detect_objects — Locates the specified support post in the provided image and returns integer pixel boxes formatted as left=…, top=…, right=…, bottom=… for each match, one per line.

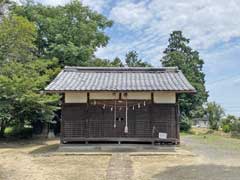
left=124, top=98, right=128, bottom=133
left=60, top=93, right=65, bottom=144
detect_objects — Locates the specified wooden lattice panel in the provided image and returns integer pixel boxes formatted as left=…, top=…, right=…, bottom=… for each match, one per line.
left=61, top=103, right=178, bottom=142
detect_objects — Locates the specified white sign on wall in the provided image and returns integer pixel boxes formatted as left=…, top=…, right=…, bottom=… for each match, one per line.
left=159, top=132, right=167, bottom=139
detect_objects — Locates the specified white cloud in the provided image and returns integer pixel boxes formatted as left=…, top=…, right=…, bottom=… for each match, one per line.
left=108, top=0, right=240, bottom=50
left=34, top=0, right=109, bottom=12
left=81, top=0, right=110, bottom=12
left=110, top=1, right=152, bottom=29
left=35, top=0, right=69, bottom=6
left=96, top=42, right=130, bottom=61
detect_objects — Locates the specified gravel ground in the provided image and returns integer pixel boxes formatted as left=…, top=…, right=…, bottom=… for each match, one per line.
left=0, top=135, right=240, bottom=180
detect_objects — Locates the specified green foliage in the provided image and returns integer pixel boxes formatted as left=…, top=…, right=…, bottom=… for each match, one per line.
left=4, top=126, right=33, bottom=138
left=125, top=51, right=152, bottom=67
left=13, top=0, right=113, bottom=66
left=88, top=57, right=123, bottom=67
left=0, top=59, right=60, bottom=137
left=111, top=57, right=124, bottom=67
left=3, top=127, right=14, bottom=137
left=180, top=115, right=191, bottom=132
left=180, top=121, right=191, bottom=132
left=221, top=115, right=237, bottom=132
left=222, top=124, right=231, bottom=133
left=88, top=58, right=113, bottom=67
left=161, top=31, right=208, bottom=117
left=205, top=102, right=225, bottom=130
left=231, top=121, right=240, bottom=138
left=0, top=15, right=37, bottom=63
left=88, top=51, right=151, bottom=67
left=219, top=114, right=240, bottom=136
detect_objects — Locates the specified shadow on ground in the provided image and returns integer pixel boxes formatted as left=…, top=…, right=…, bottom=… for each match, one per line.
left=58, top=144, right=177, bottom=153
left=152, top=164, right=240, bottom=180
left=0, top=138, right=51, bottom=149
left=30, top=144, right=59, bottom=154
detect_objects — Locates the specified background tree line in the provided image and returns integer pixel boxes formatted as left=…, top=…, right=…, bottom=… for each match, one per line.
left=0, top=0, right=239, bottom=138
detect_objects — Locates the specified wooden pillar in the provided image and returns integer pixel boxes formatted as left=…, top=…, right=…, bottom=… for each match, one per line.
left=60, top=93, right=65, bottom=144
left=176, top=103, right=180, bottom=141
left=151, top=92, right=154, bottom=103
left=150, top=103, right=153, bottom=137
left=175, top=94, right=180, bottom=141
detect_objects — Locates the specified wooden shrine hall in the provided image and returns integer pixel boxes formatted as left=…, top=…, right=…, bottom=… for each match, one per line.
left=45, top=67, right=195, bottom=144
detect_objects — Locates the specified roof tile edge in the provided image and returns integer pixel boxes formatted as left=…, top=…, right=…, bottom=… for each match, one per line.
left=63, top=66, right=179, bottom=72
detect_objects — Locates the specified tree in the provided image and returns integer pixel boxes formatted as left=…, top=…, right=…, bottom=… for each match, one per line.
left=112, top=57, right=124, bottom=67
left=88, top=57, right=112, bottom=67
left=0, top=15, right=37, bottom=63
left=221, top=115, right=238, bottom=133
left=125, top=51, right=151, bottom=67
left=13, top=0, right=113, bottom=66
left=0, top=59, right=60, bottom=137
left=87, top=56, right=123, bottom=67
left=0, top=13, right=60, bottom=137
left=161, top=31, right=208, bottom=117
left=221, top=115, right=237, bottom=126
left=231, top=118, right=240, bottom=137
left=204, top=102, right=225, bottom=130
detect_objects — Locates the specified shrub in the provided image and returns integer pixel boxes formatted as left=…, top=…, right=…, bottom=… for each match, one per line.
left=210, top=121, right=219, bottom=130
left=18, top=127, right=33, bottom=138
left=180, top=121, right=191, bottom=132
left=231, top=121, right=240, bottom=138
left=4, top=126, right=33, bottom=139
left=222, top=124, right=231, bottom=133
left=231, top=121, right=240, bottom=132
left=4, top=127, right=14, bottom=137
left=180, top=115, right=191, bottom=132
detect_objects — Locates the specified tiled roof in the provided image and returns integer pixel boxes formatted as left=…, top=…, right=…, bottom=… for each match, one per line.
left=45, top=66, right=196, bottom=92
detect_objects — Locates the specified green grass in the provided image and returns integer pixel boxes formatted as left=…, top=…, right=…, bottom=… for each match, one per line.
left=188, top=133, right=240, bottom=151
left=180, top=132, right=192, bottom=136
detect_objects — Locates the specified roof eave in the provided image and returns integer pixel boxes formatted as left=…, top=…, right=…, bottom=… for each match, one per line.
left=44, top=89, right=197, bottom=94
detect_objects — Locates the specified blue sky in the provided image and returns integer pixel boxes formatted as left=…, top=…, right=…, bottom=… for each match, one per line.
left=31, top=0, right=240, bottom=116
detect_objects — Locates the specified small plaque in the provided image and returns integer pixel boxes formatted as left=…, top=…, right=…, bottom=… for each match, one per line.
left=159, top=132, right=167, bottom=139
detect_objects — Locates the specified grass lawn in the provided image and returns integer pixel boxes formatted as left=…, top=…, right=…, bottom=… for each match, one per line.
left=181, top=128, right=240, bottom=151
left=190, top=134, right=240, bottom=151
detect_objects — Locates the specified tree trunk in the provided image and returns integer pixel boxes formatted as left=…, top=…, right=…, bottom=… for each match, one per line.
left=18, top=117, right=24, bottom=129
left=0, top=120, right=6, bottom=138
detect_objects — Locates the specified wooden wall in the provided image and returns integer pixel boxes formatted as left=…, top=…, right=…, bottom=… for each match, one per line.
left=61, top=102, right=179, bottom=143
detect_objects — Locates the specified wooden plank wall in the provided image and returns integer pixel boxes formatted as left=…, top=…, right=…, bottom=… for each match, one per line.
left=61, top=103, right=178, bottom=141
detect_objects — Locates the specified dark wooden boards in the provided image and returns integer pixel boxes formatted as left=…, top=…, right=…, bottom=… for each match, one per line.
left=61, top=102, right=179, bottom=144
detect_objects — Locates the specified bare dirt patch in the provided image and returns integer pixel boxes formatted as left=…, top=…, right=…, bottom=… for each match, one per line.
left=131, top=155, right=200, bottom=180
left=0, top=152, right=110, bottom=180
left=0, top=139, right=110, bottom=180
